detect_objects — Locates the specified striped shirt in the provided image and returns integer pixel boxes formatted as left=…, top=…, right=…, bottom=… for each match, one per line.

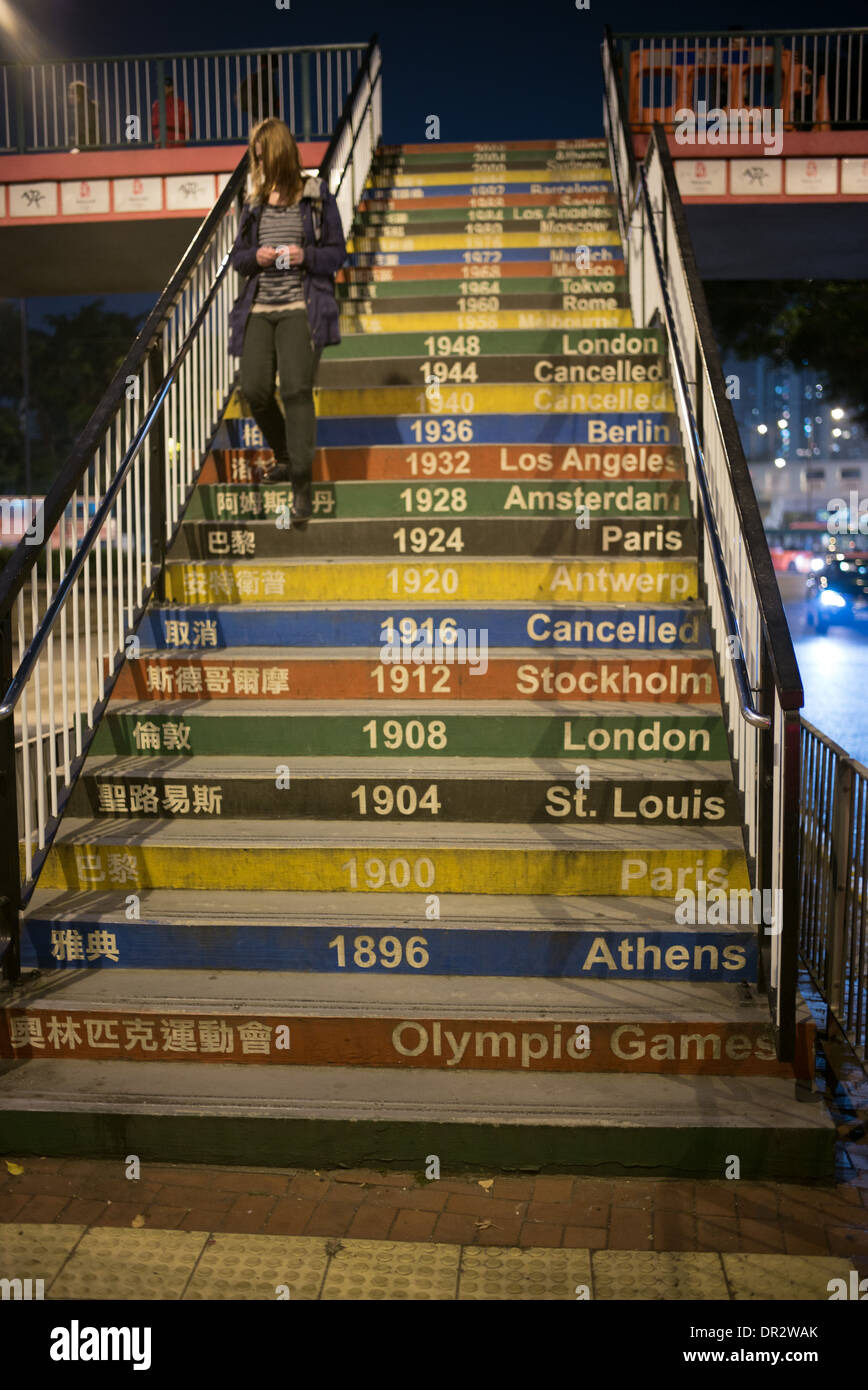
left=252, top=200, right=305, bottom=311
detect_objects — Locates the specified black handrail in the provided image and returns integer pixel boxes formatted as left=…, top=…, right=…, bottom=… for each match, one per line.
left=649, top=128, right=803, bottom=710
left=602, top=26, right=636, bottom=243
left=0, top=163, right=246, bottom=624
left=631, top=144, right=771, bottom=730
left=601, top=29, right=803, bottom=716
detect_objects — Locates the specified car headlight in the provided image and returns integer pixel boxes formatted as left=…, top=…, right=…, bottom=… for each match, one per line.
left=819, top=589, right=848, bottom=609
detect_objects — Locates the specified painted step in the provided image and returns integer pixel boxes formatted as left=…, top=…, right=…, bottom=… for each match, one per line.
left=337, top=290, right=629, bottom=315
left=184, top=477, right=689, bottom=519
left=227, top=412, right=676, bottom=449
left=68, top=755, right=737, bottom=824
left=200, top=443, right=685, bottom=484
left=359, top=195, right=618, bottom=212
left=36, top=815, right=750, bottom=899
left=354, top=219, right=621, bottom=242
left=356, top=211, right=620, bottom=230
left=337, top=274, right=627, bottom=298
left=348, top=233, right=621, bottom=255
left=337, top=273, right=625, bottom=293
left=22, top=888, right=757, bottom=980
left=162, top=557, right=697, bottom=605
left=339, top=258, right=622, bottom=277
left=312, top=384, right=674, bottom=415
left=376, top=139, right=610, bottom=152
left=0, top=974, right=811, bottom=1078
left=315, top=352, right=660, bottom=389
left=290, top=415, right=675, bottom=449
left=112, top=650, right=718, bottom=704
left=136, top=603, right=711, bottom=652
left=170, top=516, right=697, bottom=560
left=359, top=187, right=615, bottom=206
left=0, top=1060, right=832, bottom=1177
left=367, top=169, right=612, bottom=188
left=318, top=325, right=662, bottom=359
left=368, top=171, right=612, bottom=190
left=371, top=154, right=610, bottom=170
left=348, top=248, right=621, bottom=266
left=91, top=700, right=729, bottom=759
left=339, top=308, right=632, bottom=332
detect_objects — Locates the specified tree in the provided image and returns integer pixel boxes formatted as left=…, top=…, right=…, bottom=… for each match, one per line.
left=704, top=281, right=868, bottom=424
left=0, top=298, right=147, bottom=494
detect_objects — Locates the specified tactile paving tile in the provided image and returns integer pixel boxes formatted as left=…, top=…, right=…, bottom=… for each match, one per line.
left=321, top=1238, right=460, bottom=1300
left=0, top=1224, right=86, bottom=1290
left=49, top=1228, right=208, bottom=1301
left=722, top=1254, right=858, bottom=1301
left=593, top=1251, right=729, bottom=1300
left=459, top=1246, right=593, bottom=1301
left=183, top=1234, right=330, bottom=1300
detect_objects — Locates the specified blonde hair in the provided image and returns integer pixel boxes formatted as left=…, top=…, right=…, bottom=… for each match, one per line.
left=247, top=118, right=303, bottom=205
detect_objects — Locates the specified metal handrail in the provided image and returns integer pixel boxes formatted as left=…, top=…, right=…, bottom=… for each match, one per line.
left=603, top=62, right=769, bottom=728
left=0, top=262, right=230, bottom=720
left=0, top=164, right=245, bottom=629
left=319, top=34, right=381, bottom=198
left=629, top=156, right=769, bottom=729
left=649, top=129, right=803, bottom=710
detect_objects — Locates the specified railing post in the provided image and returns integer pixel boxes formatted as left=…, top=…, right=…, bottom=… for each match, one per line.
left=147, top=339, right=167, bottom=601
left=301, top=51, right=312, bottom=141
left=777, top=708, right=801, bottom=1060
left=772, top=36, right=783, bottom=114
left=156, top=58, right=166, bottom=148
left=827, top=756, right=853, bottom=1021
left=15, top=64, right=26, bottom=153
left=0, top=612, right=21, bottom=982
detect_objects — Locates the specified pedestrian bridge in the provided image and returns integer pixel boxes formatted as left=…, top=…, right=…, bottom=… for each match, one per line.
left=0, top=31, right=864, bottom=1178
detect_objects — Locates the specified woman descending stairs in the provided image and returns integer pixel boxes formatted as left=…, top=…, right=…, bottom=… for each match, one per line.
left=1, top=139, right=833, bottom=1177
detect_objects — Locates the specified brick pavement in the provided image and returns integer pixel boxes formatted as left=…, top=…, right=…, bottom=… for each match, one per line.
left=2, top=1142, right=866, bottom=1263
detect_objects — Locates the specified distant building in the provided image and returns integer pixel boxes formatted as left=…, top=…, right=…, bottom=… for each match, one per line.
left=723, top=354, right=867, bottom=527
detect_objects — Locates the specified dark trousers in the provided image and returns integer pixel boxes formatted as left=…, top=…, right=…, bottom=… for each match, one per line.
left=240, top=309, right=321, bottom=488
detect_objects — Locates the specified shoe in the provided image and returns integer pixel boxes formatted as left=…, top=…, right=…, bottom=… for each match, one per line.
left=260, top=458, right=291, bottom=482
left=291, top=483, right=312, bottom=522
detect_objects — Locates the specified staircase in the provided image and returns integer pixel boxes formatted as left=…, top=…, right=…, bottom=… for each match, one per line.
left=0, top=137, right=834, bottom=1177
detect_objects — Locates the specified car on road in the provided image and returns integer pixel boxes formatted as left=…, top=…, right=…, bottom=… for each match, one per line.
left=766, top=524, right=831, bottom=574
left=805, top=556, right=868, bottom=635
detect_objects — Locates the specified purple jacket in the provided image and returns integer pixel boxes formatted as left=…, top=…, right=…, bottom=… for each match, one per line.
left=227, top=176, right=346, bottom=356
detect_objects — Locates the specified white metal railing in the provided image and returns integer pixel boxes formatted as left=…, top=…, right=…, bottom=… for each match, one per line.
left=612, top=28, right=867, bottom=129
left=1, top=45, right=368, bottom=152
left=323, top=43, right=382, bottom=238
left=0, top=36, right=382, bottom=983
left=603, top=31, right=804, bottom=1057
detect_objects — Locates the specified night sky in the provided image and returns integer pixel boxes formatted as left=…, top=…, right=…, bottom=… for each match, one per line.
left=4, top=0, right=867, bottom=143
left=5, top=0, right=865, bottom=324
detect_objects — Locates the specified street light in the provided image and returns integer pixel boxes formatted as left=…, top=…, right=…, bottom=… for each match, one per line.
left=774, top=457, right=786, bottom=469
left=757, top=424, right=768, bottom=435
left=831, top=407, right=845, bottom=420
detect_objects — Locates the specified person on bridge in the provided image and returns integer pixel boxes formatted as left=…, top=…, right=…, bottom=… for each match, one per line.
left=151, top=77, right=191, bottom=146
left=67, top=81, right=99, bottom=150
left=227, top=118, right=346, bottom=521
